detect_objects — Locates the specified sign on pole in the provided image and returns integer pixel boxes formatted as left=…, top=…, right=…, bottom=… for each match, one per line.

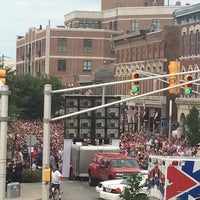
left=172, top=121, right=180, bottom=129
left=161, top=120, right=168, bottom=128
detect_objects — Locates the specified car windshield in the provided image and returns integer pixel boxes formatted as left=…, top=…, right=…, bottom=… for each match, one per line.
left=111, top=159, right=139, bottom=168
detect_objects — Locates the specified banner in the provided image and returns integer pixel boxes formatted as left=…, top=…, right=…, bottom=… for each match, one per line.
left=62, top=139, right=72, bottom=178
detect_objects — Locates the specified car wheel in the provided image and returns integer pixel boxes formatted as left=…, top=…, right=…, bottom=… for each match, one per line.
left=88, top=174, right=97, bottom=186
left=135, top=193, right=147, bottom=200
left=108, top=174, right=114, bottom=180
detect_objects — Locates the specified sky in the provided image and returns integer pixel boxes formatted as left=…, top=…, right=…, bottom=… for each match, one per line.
left=0, top=0, right=199, bottom=61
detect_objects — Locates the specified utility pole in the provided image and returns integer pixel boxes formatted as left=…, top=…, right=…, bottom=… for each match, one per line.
left=0, top=85, right=9, bottom=200
left=168, top=100, right=172, bottom=140
left=42, top=84, right=51, bottom=200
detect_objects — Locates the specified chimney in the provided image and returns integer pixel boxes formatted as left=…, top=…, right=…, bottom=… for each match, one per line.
left=152, top=0, right=157, bottom=6
left=175, top=1, right=181, bottom=6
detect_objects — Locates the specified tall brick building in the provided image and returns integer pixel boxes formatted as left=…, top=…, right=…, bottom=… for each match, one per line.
left=16, top=0, right=195, bottom=135
left=16, top=0, right=180, bottom=87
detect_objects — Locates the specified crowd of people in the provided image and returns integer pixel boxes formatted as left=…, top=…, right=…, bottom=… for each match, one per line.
left=6, top=118, right=200, bottom=183
left=119, top=131, right=199, bottom=170
left=6, top=119, right=65, bottom=184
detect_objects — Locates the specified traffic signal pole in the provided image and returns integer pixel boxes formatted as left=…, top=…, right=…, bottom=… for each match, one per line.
left=0, top=85, right=9, bottom=200
left=168, top=100, right=172, bottom=141
left=42, top=84, right=51, bottom=200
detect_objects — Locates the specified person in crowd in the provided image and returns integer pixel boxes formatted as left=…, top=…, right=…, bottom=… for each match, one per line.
left=13, top=159, right=23, bottom=183
left=37, top=146, right=43, bottom=167
left=50, top=151, right=56, bottom=168
left=32, top=145, right=39, bottom=164
left=22, top=144, right=29, bottom=162
left=50, top=165, right=62, bottom=200
left=6, top=161, right=14, bottom=184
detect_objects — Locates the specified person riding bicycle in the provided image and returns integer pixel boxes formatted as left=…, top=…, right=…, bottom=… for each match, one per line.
left=50, top=165, right=62, bottom=200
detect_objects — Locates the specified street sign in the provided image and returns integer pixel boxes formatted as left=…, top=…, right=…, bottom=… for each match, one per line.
left=26, top=134, right=37, bottom=146
left=172, top=121, right=180, bottom=129
left=161, top=120, right=168, bottom=128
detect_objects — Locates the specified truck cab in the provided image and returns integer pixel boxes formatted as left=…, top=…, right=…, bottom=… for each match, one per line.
left=88, top=152, right=140, bottom=186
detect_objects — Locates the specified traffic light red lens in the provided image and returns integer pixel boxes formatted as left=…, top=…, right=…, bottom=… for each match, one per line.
left=134, top=73, right=139, bottom=78
left=187, top=76, right=192, bottom=81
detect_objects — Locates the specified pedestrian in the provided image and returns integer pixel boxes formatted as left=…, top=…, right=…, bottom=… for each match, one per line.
left=13, top=159, right=23, bottom=183
left=50, top=165, right=62, bottom=200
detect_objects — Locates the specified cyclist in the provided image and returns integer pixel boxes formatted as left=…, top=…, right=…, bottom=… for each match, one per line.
left=50, top=165, right=62, bottom=200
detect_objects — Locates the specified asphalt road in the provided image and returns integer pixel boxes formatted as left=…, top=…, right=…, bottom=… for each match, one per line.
left=6, top=180, right=99, bottom=200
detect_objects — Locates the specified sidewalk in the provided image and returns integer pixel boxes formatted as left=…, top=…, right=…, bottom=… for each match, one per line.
left=6, top=182, right=42, bottom=200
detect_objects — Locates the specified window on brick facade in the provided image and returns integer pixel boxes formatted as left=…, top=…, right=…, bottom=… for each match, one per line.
left=57, top=60, right=66, bottom=71
left=131, top=20, right=138, bottom=32
left=109, top=21, right=112, bottom=30
left=195, top=30, right=200, bottom=55
left=111, top=42, right=115, bottom=54
left=83, top=61, right=92, bottom=71
left=83, top=39, right=92, bottom=52
left=189, top=30, right=194, bottom=56
left=114, top=20, right=117, bottom=31
left=36, top=41, right=41, bottom=57
left=79, top=20, right=101, bottom=29
left=182, top=32, right=186, bottom=56
left=152, top=19, right=160, bottom=30
left=58, top=38, right=67, bottom=52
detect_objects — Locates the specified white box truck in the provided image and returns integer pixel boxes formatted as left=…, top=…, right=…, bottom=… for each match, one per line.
left=147, top=155, right=200, bottom=200
left=69, top=143, right=120, bottom=180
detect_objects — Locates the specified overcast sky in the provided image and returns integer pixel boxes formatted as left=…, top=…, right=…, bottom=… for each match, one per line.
left=0, top=0, right=199, bottom=61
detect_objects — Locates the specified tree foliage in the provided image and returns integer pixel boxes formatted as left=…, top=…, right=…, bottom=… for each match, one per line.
left=6, top=70, right=64, bottom=120
left=121, top=173, right=148, bottom=200
left=185, top=105, right=200, bottom=146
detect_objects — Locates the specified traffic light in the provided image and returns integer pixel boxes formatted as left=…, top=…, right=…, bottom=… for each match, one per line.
left=131, top=72, right=139, bottom=93
left=0, top=69, right=6, bottom=85
left=168, top=61, right=180, bottom=93
left=184, top=74, right=192, bottom=95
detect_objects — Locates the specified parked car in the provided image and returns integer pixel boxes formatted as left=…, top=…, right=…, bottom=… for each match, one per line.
left=95, top=170, right=148, bottom=200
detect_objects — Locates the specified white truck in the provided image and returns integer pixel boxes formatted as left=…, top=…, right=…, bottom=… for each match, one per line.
left=147, top=155, right=200, bottom=200
left=69, top=143, right=120, bottom=180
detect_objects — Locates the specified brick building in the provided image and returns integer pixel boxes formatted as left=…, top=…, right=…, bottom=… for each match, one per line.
left=173, top=3, right=200, bottom=137
left=112, top=25, right=181, bottom=133
left=16, top=0, right=181, bottom=87
left=16, top=0, right=193, bottom=135
left=112, top=3, right=200, bottom=135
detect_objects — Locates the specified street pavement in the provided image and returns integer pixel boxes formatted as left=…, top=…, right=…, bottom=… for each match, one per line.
left=6, top=182, right=42, bottom=200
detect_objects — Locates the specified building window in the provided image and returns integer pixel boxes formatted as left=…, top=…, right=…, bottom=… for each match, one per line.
left=83, top=61, right=92, bottom=71
left=195, top=30, right=200, bottom=55
left=57, top=60, right=66, bottom=71
left=131, top=20, right=138, bottom=32
left=79, top=20, right=101, bottom=29
left=36, top=41, right=41, bottom=57
left=189, top=30, right=194, bottom=56
left=111, top=42, right=115, bottom=54
left=109, top=21, right=112, bottom=30
left=182, top=32, right=186, bottom=56
left=152, top=19, right=160, bottom=30
left=58, top=38, right=67, bottom=52
left=114, top=20, right=117, bottom=31
left=83, top=39, right=92, bottom=52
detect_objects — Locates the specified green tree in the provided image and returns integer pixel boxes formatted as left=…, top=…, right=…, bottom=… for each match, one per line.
left=121, top=173, right=148, bottom=200
left=185, top=105, right=200, bottom=146
left=6, top=72, right=64, bottom=120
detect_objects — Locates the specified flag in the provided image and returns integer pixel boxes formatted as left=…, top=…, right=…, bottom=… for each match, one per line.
left=142, top=111, right=146, bottom=118
left=154, top=112, right=158, bottom=119
left=85, top=89, right=92, bottom=96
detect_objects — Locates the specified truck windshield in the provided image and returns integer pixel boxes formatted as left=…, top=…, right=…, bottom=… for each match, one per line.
left=111, top=159, right=139, bottom=168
